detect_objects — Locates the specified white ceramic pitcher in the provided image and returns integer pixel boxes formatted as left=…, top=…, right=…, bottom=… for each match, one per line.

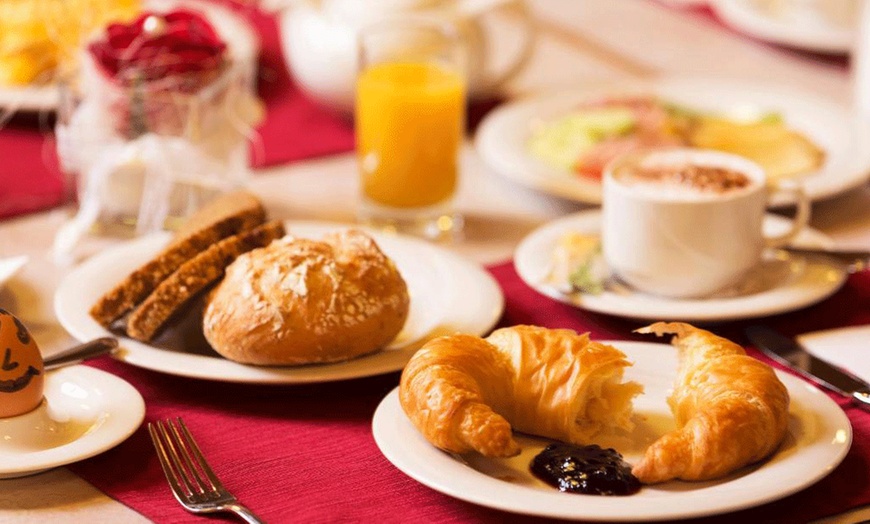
left=270, top=0, right=536, bottom=111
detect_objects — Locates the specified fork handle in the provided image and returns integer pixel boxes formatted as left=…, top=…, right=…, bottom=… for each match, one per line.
left=228, top=503, right=266, bottom=524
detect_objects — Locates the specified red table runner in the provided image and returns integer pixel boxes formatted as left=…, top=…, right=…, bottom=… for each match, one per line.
left=68, top=267, right=870, bottom=524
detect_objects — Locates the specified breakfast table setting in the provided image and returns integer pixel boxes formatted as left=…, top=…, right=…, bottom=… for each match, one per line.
left=2, top=0, right=870, bottom=523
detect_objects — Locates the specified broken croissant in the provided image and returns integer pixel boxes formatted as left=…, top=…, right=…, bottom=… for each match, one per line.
left=632, top=322, right=790, bottom=484
left=399, top=325, right=643, bottom=457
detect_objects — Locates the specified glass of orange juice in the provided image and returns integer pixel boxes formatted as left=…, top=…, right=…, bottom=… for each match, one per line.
left=356, top=18, right=466, bottom=241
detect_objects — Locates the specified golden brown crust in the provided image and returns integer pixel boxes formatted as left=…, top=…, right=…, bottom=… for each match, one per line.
left=201, top=229, right=410, bottom=365
left=89, top=191, right=265, bottom=327
left=400, top=334, right=520, bottom=457
left=399, top=325, right=642, bottom=457
left=632, top=322, right=790, bottom=483
left=126, top=221, right=286, bottom=341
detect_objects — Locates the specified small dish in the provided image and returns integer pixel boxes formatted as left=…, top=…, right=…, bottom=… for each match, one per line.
left=0, top=365, right=145, bottom=479
left=713, top=0, right=854, bottom=55
left=54, top=221, right=505, bottom=384
left=513, top=210, right=848, bottom=323
left=372, top=340, right=851, bottom=521
left=475, top=77, right=870, bottom=206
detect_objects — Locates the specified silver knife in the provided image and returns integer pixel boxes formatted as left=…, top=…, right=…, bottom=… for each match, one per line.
left=744, top=325, right=870, bottom=408
left=43, top=337, right=118, bottom=371
left=780, top=247, right=870, bottom=273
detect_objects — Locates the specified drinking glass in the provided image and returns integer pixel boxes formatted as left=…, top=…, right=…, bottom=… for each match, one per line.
left=355, top=18, right=466, bottom=241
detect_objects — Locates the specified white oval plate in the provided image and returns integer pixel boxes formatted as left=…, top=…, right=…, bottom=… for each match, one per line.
left=475, top=77, right=870, bottom=206
left=513, top=210, right=847, bottom=323
left=54, top=221, right=504, bottom=384
left=372, top=340, right=852, bottom=521
left=713, top=0, right=854, bottom=55
left=0, top=366, right=144, bottom=478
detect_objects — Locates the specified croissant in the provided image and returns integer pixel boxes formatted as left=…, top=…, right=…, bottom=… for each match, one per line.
left=632, top=322, right=790, bottom=484
left=399, top=325, right=643, bottom=457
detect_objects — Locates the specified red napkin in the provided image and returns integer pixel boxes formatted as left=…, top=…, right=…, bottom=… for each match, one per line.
left=68, top=267, right=870, bottom=524
left=0, top=2, right=355, bottom=220
left=0, top=116, right=67, bottom=220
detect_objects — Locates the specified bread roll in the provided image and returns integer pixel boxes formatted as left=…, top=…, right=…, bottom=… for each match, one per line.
left=202, top=229, right=410, bottom=365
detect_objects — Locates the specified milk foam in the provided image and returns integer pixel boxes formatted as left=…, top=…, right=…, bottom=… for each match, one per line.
left=613, top=163, right=759, bottom=201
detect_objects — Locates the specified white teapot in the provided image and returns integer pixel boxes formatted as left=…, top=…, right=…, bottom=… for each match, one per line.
left=270, top=0, right=535, bottom=112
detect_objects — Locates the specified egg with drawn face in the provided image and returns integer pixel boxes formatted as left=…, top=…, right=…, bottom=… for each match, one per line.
left=0, top=309, right=44, bottom=418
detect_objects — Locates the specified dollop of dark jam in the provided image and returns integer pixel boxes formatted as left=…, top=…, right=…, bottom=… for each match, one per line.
left=530, top=443, right=641, bottom=496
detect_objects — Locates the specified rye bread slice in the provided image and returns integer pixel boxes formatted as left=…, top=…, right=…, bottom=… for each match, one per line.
left=89, top=191, right=266, bottom=327
left=125, top=220, right=286, bottom=341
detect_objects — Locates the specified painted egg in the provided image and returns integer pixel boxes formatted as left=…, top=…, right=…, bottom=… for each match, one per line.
left=0, top=309, right=44, bottom=418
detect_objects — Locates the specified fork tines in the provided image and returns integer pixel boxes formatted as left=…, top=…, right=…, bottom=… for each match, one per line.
left=148, top=417, right=265, bottom=523
left=149, top=417, right=233, bottom=505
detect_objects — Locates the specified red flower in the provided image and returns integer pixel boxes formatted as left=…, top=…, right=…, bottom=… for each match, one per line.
left=88, top=9, right=227, bottom=88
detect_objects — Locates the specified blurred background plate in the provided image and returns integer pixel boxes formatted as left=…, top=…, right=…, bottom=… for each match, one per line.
left=475, top=77, right=870, bottom=207
left=0, top=0, right=259, bottom=113
left=713, top=0, right=855, bottom=55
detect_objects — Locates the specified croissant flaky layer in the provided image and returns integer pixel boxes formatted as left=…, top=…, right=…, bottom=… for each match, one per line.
left=398, top=325, right=643, bottom=457
left=632, top=322, right=790, bottom=484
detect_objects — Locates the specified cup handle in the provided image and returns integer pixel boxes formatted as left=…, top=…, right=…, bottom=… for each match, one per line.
left=460, top=0, right=536, bottom=93
left=764, top=181, right=812, bottom=248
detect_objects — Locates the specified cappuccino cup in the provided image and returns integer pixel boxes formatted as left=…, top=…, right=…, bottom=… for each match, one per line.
left=601, top=148, right=811, bottom=299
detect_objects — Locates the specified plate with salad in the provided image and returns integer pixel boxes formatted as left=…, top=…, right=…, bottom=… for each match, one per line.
left=475, top=77, right=870, bottom=206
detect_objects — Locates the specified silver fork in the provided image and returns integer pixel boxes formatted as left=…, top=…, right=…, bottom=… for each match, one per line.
left=148, top=418, right=265, bottom=524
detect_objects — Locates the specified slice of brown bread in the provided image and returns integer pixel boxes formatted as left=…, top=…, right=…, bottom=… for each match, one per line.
left=89, top=191, right=266, bottom=327
left=125, top=220, right=286, bottom=341
left=169, top=191, right=266, bottom=248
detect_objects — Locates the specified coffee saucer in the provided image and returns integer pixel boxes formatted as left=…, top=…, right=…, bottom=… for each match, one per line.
left=514, top=210, right=848, bottom=323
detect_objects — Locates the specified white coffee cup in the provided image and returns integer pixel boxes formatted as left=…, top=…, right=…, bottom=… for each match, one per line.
left=601, top=148, right=811, bottom=299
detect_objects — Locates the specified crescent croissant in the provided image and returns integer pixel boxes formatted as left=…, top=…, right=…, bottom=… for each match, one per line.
left=632, top=322, right=790, bottom=484
left=398, top=325, right=643, bottom=457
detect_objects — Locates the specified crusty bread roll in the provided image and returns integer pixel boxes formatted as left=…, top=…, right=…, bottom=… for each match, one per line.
left=202, top=229, right=410, bottom=365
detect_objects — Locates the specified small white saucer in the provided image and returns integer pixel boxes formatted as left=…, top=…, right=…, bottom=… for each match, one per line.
left=514, top=210, right=848, bottom=323
left=0, top=366, right=144, bottom=479
left=713, top=0, right=854, bottom=55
